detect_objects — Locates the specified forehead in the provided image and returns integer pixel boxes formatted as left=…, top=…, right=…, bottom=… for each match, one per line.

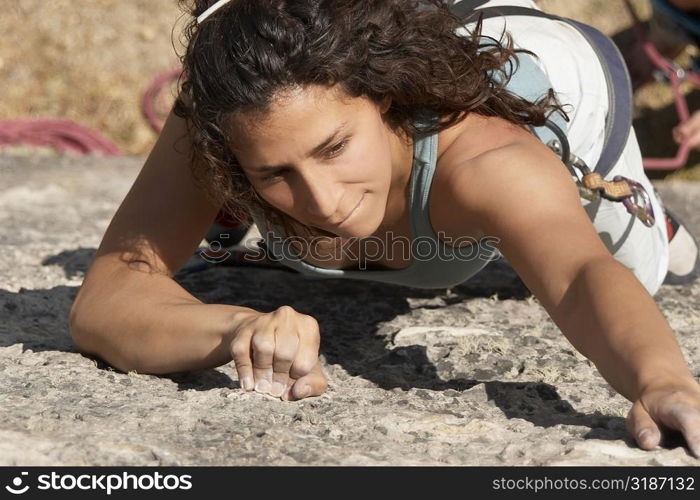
left=227, top=85, right=370, bottom=144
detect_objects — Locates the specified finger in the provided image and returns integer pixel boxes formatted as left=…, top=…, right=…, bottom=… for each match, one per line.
left=677, top=117, right=700, bottom=144
left=281, top=378, right=295, bottom=402
left=289, top=362, right=328, bottom=401
left=270, top=327, right=298, bottom=398
left=626, top=400, right=662, bottom=451
left=230, top=328, right=255, bottom=392
left=687, top=130, right=700, bottom=151
left=656, top=403, right=700, bottom=458
left=251, top=330, right=276, bottom=394
left=680, top=111, right=700, bottom=133
left=677, top=120, right=700, bottom=148
left=673, top=126, right=684, bottom=144
left=289, top=316, right=321, bottom=380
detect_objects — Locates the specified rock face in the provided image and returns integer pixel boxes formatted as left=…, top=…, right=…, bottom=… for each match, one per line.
left=1, top=153, right=699, bottom=466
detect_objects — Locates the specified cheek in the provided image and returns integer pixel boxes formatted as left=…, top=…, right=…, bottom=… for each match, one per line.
left=255, top=183, right=295, bottom=211
left=351, top=137, right=393, bottom=182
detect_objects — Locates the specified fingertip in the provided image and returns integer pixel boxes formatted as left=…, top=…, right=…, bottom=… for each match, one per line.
left=638, top=428, right=660, bottom=450
left=294, top=384, right=312, bottom=400
left=254, top=378, right=272, bottom=394
left=281, top=380, right=294, bottom=402
left=686, top=432, right=700, bottom=458
left=269, top=380, right=287, bottom=398
left=241, top=376, right=254, bottom=392
left=637, top=429, right=652, bottom=449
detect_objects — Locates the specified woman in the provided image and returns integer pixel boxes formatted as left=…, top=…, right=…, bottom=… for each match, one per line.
left=70, top=0, right=700, bottom=457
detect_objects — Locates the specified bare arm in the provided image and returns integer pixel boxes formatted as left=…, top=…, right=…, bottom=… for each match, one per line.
left=454, top=139, right=693, bottom=399
left=551, top=257, right=693, bottom=400
left=70, top=261, right=256, bottom=374
left=69, top=106, right=256, bottom=374
left=449, top=134, right=700, bottom=454
left=70, top=104, right=328, bottom=400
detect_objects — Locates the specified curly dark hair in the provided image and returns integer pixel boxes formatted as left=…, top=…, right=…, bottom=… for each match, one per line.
left=173, top=0, right=569, bottom=239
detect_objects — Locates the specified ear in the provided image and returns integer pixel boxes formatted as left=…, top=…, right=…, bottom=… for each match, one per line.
left=379, top=95, right=392, bottom=114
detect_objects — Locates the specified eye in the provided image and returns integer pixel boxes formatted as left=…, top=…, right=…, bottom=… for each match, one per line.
left=261, top=172, right=283, bottom=182
left=259, top=139, right=349, bottom=183
left=326, top=139, right=348, bottom=157
left=260, top=169, right=287, bottom=183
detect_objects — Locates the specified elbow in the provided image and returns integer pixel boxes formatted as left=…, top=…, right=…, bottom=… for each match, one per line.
left=68, top=300, right=90, bottom=353
left=68, top=301, right=142, bottom=374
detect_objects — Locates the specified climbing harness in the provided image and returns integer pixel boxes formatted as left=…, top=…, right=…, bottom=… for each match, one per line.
left=545, top=121, right=656, bottom=228
left=448, top=1, right=656, bottom=228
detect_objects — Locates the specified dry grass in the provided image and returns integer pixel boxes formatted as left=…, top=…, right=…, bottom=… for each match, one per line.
left=1, top=0, right=699, bottom=178
left=1, top=0, right=185, bottom=155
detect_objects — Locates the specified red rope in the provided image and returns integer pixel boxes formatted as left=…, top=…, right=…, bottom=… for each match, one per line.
left=0, top=69, right=246, bottom=230
left=0, top=118, right=121, bottom=155
left=142, top=68, right=183, bottom=133
left=0, top=67, right=183, bottom=156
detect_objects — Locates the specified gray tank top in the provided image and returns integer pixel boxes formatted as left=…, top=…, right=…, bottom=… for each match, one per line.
left=249, top=50, right=568, bottom=289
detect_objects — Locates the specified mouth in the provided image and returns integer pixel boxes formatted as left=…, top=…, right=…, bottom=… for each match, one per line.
left=337, top=192, right=365, bottom=227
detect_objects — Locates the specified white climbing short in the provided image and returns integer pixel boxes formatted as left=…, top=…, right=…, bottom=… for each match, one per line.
left=460, top=0, right=670, bottom=296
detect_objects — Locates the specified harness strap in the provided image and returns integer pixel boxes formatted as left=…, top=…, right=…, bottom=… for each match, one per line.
left=582, top=172, right=633, bottom=199
left=446, top=0, right=490, bottom=11
left=448, top=2, right=633, bottom=179
left=447, top=2, right=654, bottom=226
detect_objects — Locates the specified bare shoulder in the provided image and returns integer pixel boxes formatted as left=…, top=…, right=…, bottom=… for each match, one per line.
left=430, top=114, right=536, bottom=242
left=431, top=114, right=612, bottom=307
left=432, top=114, right=597, bottom=239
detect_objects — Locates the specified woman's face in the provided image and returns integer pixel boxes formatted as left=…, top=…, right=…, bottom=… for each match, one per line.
left=227, top=84, right=403, bottom=239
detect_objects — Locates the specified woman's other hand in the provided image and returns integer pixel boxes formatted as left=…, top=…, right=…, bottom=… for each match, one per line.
left=626, top=378, right=700, bottom=457
left=673, top=111, right=700, bottom=150
left=229, top=306, right=328, bottom=400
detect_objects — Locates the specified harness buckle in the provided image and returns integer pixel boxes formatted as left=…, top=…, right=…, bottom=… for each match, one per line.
left=613, top=175, right=656, bottom=228
left=547, top=138, right=656, bottom=228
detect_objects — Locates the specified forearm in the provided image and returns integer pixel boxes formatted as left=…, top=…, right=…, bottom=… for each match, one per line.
left=70, top=266, right=255, bottom=374
left=551, top=256, right=694, bottom=401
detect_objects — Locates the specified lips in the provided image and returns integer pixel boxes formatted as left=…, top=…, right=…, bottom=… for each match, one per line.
left=337, top=193, right=365, bottom=226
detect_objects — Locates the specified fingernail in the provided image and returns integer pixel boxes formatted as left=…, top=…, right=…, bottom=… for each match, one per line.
left=241, top=376, right=254, bottom=391
left=255, top=379, right=271, bottom=394
left=270, top=381, right=286, bottom=398
left=638, top=429, right=651, bottom=446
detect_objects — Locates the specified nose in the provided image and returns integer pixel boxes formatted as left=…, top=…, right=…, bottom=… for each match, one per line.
left=295, top=168, right=342, bottom=222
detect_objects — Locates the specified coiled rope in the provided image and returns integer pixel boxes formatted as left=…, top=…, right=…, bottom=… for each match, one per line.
left=0, top=68, right=181, bottom=155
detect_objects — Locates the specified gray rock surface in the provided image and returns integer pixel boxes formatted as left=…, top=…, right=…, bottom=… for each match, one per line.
left=1, top=153, right=699, bottom=465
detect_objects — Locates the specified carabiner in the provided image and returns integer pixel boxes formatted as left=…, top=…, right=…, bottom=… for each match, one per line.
left=613, top=175, right=656, bottom=227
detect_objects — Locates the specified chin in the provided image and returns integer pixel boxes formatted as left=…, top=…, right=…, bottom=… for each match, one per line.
left=314, top=194, right=384, bottom=239
left=339, top=212, right=384, bottom=239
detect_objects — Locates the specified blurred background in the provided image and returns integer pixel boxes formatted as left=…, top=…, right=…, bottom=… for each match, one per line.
left=1, top=0, right=699, bottom=180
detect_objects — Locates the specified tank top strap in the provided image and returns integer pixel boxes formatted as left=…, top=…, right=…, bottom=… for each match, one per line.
left=408, top=124, right=440, bottom=243
left=409, top=42, right=566, bottom=238
left=408, top=119, right=488, bottom=262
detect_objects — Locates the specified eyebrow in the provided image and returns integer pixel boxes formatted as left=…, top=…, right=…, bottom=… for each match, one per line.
left=247, top=122, right=349, bottom=172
